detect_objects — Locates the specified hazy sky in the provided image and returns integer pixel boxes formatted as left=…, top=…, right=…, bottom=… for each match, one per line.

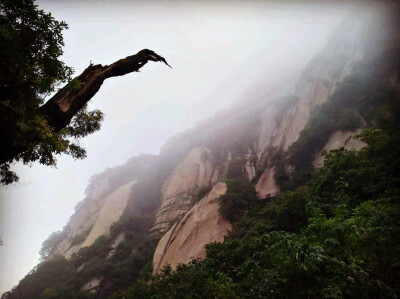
left=0, top=1, right=351, bottom=294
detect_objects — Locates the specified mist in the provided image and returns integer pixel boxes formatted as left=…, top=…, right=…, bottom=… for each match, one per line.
left=0, top=1, right=352, bottom=294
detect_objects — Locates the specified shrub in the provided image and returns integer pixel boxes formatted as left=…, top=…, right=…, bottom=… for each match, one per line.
left=227, top=157, right=245, bottom=179
left=192, top=185, right=212, bottom=204
left=70, top=232, right=89, bottom=247
left=217, top=178, right=258, bottom=222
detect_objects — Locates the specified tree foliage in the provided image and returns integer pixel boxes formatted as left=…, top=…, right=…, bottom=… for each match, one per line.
left=4, top=215, right=157, bottom=299
left=0, top=0, right=170, bottom=184
left=39, top=230, right=68, bottom=261
left=0, top=0, right=103, bottom=183
left=218, top=178, right=258, bottom=223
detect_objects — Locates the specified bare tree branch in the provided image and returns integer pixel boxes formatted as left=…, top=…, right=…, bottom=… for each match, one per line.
left=40, top=49, right=171, bottom=130
left=1, top=49, right=171, bottom=165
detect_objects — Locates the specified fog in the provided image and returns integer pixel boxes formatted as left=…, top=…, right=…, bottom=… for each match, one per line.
left=0, top=1, right=352, bottom=294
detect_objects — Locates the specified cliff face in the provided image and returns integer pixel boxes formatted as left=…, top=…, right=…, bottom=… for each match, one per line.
left=150, top=147, right=217, bottom=237
left=50, top=176, right=111, bottom=259
left=145, top=9, right=382, bottom=271
left=54, top=181, right=135, bottom=259
left=48, top=155, right=155, bottom=259
left=313, top=130, right=366, bottom=168
left=80, top=181, right=136, bottom=248
left=254, top=16, right=367, bottom=196
left=152, top=182, right=229, bottom=274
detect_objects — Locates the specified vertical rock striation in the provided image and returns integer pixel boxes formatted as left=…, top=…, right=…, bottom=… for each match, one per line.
left=152, top=182, right=229, bottom=274
left=149, top=147, right=217, bottom=237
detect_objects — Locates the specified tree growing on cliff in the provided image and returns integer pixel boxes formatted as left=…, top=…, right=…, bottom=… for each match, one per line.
left=0, top=0, right=171, bottom=184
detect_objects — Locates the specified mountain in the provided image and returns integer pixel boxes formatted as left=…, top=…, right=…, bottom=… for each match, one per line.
left=3, top=3, right=400, bottom=298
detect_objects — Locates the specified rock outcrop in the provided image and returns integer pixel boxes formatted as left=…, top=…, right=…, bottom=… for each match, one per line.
left=152, top=182, right=229, bottom=274
left=45, top=155, right=156, bottom=260
left=313, top=130, right=366, bottom=168
left=149, top=12, right=371, bottom=247
left=254, top=14, right=368, bottom=196
left=150, top=147, right=218, bottom=237
left=50, top=176, right=111, bottom=259
left=81, top=181, right=135, bottom=248
left=255, top=167, right=279, bottom=197
left=80, top=277, right=102, bottom=293
left=53, top=181, right=136, bottom=259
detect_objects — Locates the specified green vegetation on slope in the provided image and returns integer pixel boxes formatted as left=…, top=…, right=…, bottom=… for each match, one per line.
left=217, top=178, right=258, bottom=223
left=1, top=215, right=157, bottom=299
left=288, top=74, right=399, bottom=170
left=112, top=128, right=400, bottom=298
left=1, top=214, right=155, bottom=298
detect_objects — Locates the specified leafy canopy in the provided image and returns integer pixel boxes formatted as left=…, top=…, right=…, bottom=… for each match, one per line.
left=0, top=0, right=103, bottom=184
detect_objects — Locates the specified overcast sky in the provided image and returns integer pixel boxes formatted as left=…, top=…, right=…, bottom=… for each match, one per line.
left=0, top=1, right=351, bottom=294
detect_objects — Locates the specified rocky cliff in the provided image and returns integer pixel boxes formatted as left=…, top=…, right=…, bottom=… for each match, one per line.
left=146, top=6, right=389, bottom=273
left=152, top=182, right=230, bottom=274
left=19, top=5, right=395, bottom=297
left=149, top=147, right=217, bottom=237
left=46, top=155, right=156, bottom=259
left=51, top=7, right=371, bottom=263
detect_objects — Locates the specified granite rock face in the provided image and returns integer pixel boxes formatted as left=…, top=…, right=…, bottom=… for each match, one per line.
left=81, top=181, right=135, bottom=248
left=152, top=182, right=230, bottom=274
left=255, top=15, right=367, bottom=197
left=150, top=147, right=218, bottom=237
left=50, top=177, right=111, bottom=259
left=52, top=181, right=136, bottom=259
left=255, top=167, right=279, bottom=198
left=149, top=14, right=371, bottom=269
left=313, top=130, right=366, bottom=168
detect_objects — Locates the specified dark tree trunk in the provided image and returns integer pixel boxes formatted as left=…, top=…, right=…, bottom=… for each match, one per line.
left=1, top=49, right=171, bottom=165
